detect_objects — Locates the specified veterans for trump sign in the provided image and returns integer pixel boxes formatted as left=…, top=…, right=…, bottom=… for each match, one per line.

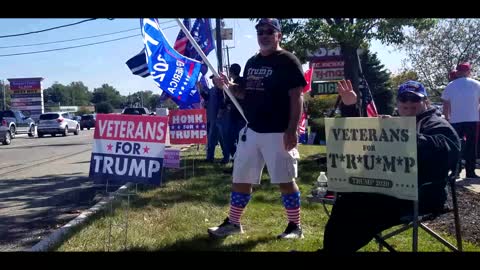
left=169, top=109, right=207, bottom=144
left=89, top=114, right=168, bottom=186
left=325, top=117, right=418, bottom=200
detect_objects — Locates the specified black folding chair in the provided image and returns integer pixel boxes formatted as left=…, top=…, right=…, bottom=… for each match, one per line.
left=376, top=158, right=463, bottom=252
left=308, top=162, right=463, bottom=252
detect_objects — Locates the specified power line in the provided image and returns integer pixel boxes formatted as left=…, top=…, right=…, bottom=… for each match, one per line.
left=0, top=19, right=177, bottom=49
left=0, top=25, right=178, bottom=58
left=0, top=28, right=137, bottom=49
left=0, top=18, right=98, bottom=39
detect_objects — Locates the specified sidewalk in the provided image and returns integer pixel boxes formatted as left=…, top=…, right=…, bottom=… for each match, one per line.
left=457, top=169, right=480, bottom=194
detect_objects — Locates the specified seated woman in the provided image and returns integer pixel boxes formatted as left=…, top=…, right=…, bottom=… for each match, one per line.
left=322, top=80, right=461, bottom=252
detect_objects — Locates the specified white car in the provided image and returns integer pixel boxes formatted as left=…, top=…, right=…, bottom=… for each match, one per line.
left=37, top=112, right=80, bottom=137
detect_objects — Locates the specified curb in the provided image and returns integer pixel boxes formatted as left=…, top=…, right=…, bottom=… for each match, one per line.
left=29, top=182, right=133, bottom=252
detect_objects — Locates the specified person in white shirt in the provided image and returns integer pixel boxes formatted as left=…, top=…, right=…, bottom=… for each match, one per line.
left=442, top=62, right=480, bottom=178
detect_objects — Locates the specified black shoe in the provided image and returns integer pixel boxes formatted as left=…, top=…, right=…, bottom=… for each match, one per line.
left=277, top=222, right=304, bottom=239
left=223, top=167, right=233, bottom=174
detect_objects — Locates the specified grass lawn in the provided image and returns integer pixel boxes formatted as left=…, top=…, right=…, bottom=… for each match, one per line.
left=57, top=144, right=480, bottom=252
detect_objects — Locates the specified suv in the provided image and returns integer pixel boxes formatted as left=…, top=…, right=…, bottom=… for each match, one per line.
left=80, top=114, right=96, bottom=130
left=37, top=112, right=80, bottom=137
left=0, top=110, right=36, bottom=138
left=122, top=107, right=155, bottom=115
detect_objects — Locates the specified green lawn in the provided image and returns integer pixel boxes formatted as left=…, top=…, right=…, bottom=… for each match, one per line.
left=56, top=144, right=480, bottom=252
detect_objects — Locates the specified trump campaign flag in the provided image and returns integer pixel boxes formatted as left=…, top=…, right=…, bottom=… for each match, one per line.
left=141, top=18, right=202, bottom=104
left=89, top=114, right=168, bottom=186
left=184, top=18, right=215, bottom=61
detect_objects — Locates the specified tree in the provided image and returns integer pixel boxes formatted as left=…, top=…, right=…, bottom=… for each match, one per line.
left=148, top=94, right=160, bottom=110
left=0, top=81, right=11, bottom=110
left=271, top=18, right=436, bottom=115
left=400, top=19, right=480, bottom=95
left=95, top=102, right=113, bottom=114
left=360, top=49, right=395, bottom=115
left=43, top=82, right=68, bottom=105
left=91, top=84, right=124, bottom=109
left=389, top=70, right=419, bottom=91
left=67, top=81, right=92, bottom=106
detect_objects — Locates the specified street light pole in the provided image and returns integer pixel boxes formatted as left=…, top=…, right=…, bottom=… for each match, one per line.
left=2, top=80, right=5, bottom=110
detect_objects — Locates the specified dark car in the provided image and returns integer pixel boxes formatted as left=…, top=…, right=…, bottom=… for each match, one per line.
left=121, top=107, right=155, bottom=115
left=80, top=114, right=96, bottom=130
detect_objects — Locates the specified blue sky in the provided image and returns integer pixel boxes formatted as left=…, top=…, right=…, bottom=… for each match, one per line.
left=0, top=18, right=405, bottom=96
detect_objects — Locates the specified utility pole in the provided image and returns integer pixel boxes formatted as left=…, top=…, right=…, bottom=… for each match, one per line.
left=215, top=18, right=223, bottom=73
left=1, top=80, right=5, bottom=110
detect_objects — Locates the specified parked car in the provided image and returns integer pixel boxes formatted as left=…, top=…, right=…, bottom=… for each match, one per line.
left=37, top=112, right=80, bottom=137
left=0, top=110, right=36, bottom=138
left=121, top=107, right=155, bottom=115
left=80, top=114, right=96, bottom=130
left=0, top=116, right=12, bottom=145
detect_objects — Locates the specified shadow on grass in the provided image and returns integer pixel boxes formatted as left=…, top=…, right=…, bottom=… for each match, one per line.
left=127, top=152, right=329, bottom=210
left=125, top=235, right=275, bottom=251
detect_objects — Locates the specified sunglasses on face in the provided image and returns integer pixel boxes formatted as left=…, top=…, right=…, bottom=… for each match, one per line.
left=257, top=29, right=275, bottom=36
left=398, top=93, right=422, bottom=103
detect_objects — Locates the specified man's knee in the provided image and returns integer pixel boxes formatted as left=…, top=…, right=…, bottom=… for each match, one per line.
left=279, top=182, right=298, bottom=194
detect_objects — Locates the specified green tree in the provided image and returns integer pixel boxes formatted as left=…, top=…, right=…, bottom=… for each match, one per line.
left=67, top=81, right=92, bottom=106
left=400, top=19, right=480, bottom=95
left=360, top=49, right=394, bottom=115
left=95, top=102, right=113, bottom=114
left=148, top=94, right=160, bottom=110
left=0, top=81, right=11, bottom=110
left=91, top=84, right=124, bottom=109
left=43, top=82, right=68, bottom=106
left=269, top=18, right=435, bottom=115
left=388, top=70, right=419, bottom=91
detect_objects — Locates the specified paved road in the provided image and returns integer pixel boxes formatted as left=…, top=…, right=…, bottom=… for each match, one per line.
left=0, top=128, right=191, bottom=251
left=0, top=130, right=98, bottom=251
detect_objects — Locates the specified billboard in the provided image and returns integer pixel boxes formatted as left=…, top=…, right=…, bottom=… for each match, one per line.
left=7, top=77, right=44, bottom=120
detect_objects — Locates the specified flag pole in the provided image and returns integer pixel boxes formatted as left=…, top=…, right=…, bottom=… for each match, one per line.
left=175, top=19, right=248, bottom=124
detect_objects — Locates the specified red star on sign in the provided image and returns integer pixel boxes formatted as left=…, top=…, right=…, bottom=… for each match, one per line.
left=107, top=144, right=113, bottom=151
left=143, top=145, right=150, bottom=154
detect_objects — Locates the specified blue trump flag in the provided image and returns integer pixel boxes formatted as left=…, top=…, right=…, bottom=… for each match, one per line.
left=185, top=18, right=215, bottom=61
left=141, top=18, right=202, bottom=104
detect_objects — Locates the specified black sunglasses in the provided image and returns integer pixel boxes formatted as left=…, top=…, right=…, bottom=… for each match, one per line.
left=398, top=93, right=422, bottom=103
left=257, top=29, right=275, bottom=36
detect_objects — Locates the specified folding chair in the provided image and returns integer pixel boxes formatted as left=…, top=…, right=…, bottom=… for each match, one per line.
left=375, top=160, right=463, bottom=252
left=308, top=161, right=463, bottom=252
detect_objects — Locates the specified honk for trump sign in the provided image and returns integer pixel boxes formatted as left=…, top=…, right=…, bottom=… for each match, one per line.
left=169, top=109, right=207, bottom=144
left=325, top=117, right=418, bottom=200
left=89, top=114, right=168, bottom=186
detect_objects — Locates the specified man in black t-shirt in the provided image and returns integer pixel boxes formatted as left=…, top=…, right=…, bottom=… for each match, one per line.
left=208, top=18, right=307, bottom=239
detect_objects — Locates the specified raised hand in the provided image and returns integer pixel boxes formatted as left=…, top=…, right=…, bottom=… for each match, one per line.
left=337, top=80, right=357, bottom=106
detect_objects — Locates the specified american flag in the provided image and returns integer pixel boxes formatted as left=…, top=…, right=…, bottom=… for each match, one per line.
left=298, top=112, right=307, bottom=134
left=360, top=78, right=378, bottom=117
left=173, top=18, right=191, bottom=56
left=303, top=68, right=312, bottom=93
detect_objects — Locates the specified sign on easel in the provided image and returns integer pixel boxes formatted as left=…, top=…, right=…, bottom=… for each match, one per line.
left=163, top=149, right=181, bottom=169
left=325, top=117, right=418, bottom=200
left=89, top=114, right=168, bottom=186
left=169, top=109, right=207, bottom=144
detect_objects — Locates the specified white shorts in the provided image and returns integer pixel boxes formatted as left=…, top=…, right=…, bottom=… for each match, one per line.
left=232, top=127, right=300, bottom=184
